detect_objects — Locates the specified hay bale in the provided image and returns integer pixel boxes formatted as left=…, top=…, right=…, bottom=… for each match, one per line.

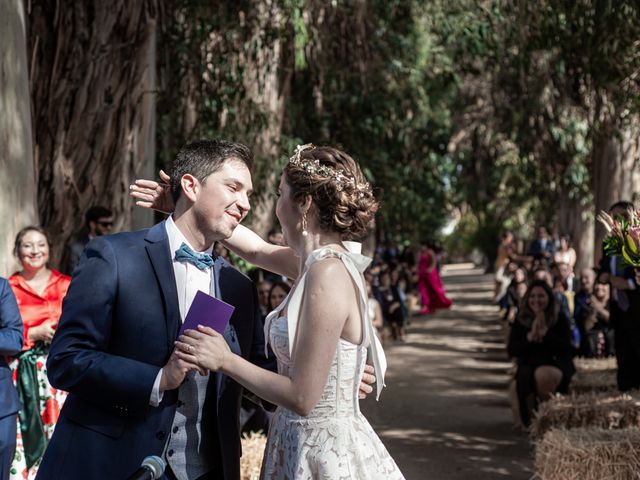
left=240, top=431, right=267, bottom=480
left=570, top=362, right=618, bottom=394
left=531, top=391, right=640, bottom=439
left=535, top=427, right=640, bottom=480
left=573, top=357, right=617, bottom=372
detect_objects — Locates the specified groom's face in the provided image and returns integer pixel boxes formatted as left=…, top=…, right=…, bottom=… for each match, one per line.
left=192, top=158, right=253, bottom=241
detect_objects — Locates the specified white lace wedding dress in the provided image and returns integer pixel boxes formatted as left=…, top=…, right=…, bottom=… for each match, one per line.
left=260, top=248, right=405, bottom=479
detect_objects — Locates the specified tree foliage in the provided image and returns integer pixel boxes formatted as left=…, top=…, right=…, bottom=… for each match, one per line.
left=440, top=0, right=640, bottom=265
left=8, top=0, right=640, bottom=274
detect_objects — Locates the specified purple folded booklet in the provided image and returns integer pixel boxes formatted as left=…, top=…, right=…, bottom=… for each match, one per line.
left=179, top=290, right=235, bottom=336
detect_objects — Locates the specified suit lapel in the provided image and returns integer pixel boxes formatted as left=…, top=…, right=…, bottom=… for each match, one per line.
left=145, top=222, right=181, bottom=353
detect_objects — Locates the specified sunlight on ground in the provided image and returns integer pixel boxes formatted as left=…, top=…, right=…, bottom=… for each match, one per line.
left=365, top=268, right=533, bottom=479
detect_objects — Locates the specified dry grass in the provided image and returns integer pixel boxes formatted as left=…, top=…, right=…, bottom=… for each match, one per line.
left=570, top=357, right=618, bottom=394
left=573, top=357, right=617, bottom=372
left=531, top=390, right=640, bottom=440
left=534, top=427, right=640, bottom=480
left=240, top=431, right=267, bottom=480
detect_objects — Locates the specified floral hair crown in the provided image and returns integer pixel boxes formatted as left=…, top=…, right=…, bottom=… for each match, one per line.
left=287, top=144, right=372, bottom=196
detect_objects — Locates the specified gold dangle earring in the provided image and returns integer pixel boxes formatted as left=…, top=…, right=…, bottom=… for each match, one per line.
left=301, top=211, right=308, bottom=237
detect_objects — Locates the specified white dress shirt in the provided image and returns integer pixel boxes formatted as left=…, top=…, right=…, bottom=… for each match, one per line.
left=150, top=216, right=215, bottom=406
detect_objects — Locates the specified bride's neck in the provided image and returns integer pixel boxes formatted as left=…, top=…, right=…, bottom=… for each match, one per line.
left=296, top=231, right=344, bottom=267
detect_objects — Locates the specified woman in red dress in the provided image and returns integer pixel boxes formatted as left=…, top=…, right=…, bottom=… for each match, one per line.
left=417, top=242, right=452, bottom=315
left=8, top=226, right=70, bottom=479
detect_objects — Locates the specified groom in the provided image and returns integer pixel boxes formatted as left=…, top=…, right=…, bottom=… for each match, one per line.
left=37, top=140, right=276, bottom=479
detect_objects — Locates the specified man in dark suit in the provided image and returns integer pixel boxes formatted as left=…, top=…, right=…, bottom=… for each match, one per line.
left=37, top=140, right=275, bottom=479
left=0, top=277, right=24, bottom=480
left=598, top=200, right=640, bottom=391
left=527, top=226, right=555, bottom=267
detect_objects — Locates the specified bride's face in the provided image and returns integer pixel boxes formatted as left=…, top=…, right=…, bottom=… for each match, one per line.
left=275, top=174, right=301, bottom=247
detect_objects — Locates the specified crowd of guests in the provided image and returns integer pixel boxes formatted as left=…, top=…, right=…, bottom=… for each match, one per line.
left=250, top=238, right=451, bottom=348
left=496, top=201, right=640, bottom=428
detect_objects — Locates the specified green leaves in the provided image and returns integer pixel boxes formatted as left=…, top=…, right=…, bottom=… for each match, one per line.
left=154, top=0, right=639, bottom=253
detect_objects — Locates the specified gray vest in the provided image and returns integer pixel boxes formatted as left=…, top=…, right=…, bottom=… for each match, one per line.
left=163, top=260, right=243, bottom=480
left=165, top=266, right=218, bottom=480
left=164, top=370, right=214, bottom=480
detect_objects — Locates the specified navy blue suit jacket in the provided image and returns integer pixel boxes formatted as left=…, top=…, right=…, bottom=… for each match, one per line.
left=598, top=253, right=640, bottom=332
left=37, top=222, right=275, bottom=480
left=0, top=277, right=23, bottom=419
left=527, top=239, right=555, bottom=262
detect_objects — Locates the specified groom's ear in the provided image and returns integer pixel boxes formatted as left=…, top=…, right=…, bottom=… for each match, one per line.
left=180, top=174, right=199, bottom=202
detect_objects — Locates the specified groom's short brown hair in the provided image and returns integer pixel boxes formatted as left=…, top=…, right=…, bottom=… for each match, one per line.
left=170, top=139, right=253, bottom=202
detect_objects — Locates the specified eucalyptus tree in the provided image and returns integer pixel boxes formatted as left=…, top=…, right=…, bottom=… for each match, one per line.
left=0, top=0, right=37, bottom=276
left=27, top=0, right=159, bottom=265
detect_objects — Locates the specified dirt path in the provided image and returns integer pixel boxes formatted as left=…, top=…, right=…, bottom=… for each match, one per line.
left=361, top=265, right=533, bottom=480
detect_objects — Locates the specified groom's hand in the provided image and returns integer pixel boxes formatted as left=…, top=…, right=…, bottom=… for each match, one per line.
left=359, top=364, right=376, bottom=399
left=160, top=350, right=202, bottom=392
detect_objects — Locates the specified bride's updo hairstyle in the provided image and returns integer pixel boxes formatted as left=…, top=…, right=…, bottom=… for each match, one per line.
left=284, top=144, right=378, bottom=238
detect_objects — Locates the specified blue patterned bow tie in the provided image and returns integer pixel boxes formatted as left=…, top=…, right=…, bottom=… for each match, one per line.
left=174, top=242, right=214, bottom=271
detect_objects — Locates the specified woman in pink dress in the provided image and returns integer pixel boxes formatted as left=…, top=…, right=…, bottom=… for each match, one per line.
left=417, top=242, right=452, bottom=314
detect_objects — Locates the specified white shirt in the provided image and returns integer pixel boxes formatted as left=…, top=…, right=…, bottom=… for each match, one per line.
left=150, top=216, right=215, bottom=406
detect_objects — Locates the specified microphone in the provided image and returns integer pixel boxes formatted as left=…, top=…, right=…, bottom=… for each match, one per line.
left=126, top=456, right=166, bottom=480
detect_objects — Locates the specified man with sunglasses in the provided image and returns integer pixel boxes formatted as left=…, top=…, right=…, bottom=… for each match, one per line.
left=61, top=206, right=114, bottom=274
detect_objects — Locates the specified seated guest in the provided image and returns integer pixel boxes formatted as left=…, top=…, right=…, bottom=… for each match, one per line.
left=504, top=266, right=528, bottom=324
left=553, top=261, right=580, bottom=348
left=577, top=281, right=614, bottom=358
left=494, top=231, right=515, bottom=301
left=0, top=277, right=23, bottom=480
left=60, top=206, right=113, bottom=275
left=8, top=226, right=70, bottom=478
left=241, top=281, right=290, bottom=435
left=377, top=269, right=407, bottom=341
left=256, top=280, right=273, bottom=322
left=553, top=234, right=577, bottom=271
left=508, top=280, right=575, bottom=427
left=574, top=268, right=597, bottom=323
left=267, top=281, right=291, bottom=312
left=391, top=267, right=410, bottom=322
left=366, top=280, right=384, bottom=331
left=496, top=259, right=518, bottom=308
left=552, top=261, right=577, bottom=294
left=527, top=226, right=555, bottom=267
left=535, top=267, right=577, bottom=347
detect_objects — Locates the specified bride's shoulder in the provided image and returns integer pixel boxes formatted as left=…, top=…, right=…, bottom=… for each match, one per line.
left=305, top=255, right=351, bottom=289
left=303, top=258, right=354, bottom=315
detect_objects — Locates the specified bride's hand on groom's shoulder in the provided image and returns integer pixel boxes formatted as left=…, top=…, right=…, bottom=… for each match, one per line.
left=175, top=325, right=231, bottom=372
left=129, top=169, right=175, bottom=214
left=358, top=364, right=376, bottom=399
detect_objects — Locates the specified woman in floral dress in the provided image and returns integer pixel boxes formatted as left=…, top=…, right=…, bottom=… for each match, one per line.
left=8, top=226, right=70, bottom=479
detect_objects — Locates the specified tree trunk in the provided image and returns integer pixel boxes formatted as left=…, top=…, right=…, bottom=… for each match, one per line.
left=243, top=0, right=291, bottom=239
left=29, top=1, right=159, bottom=267
left=591, top=117, right=640, bottom=265
left=0, top=0, right=38, bottom=276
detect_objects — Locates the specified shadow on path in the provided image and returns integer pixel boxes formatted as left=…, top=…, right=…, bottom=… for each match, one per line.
left=361, top=267, right=533, bottom=480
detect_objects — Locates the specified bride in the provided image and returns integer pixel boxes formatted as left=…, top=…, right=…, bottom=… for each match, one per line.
left=132, top=144, right=405, bottom=479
